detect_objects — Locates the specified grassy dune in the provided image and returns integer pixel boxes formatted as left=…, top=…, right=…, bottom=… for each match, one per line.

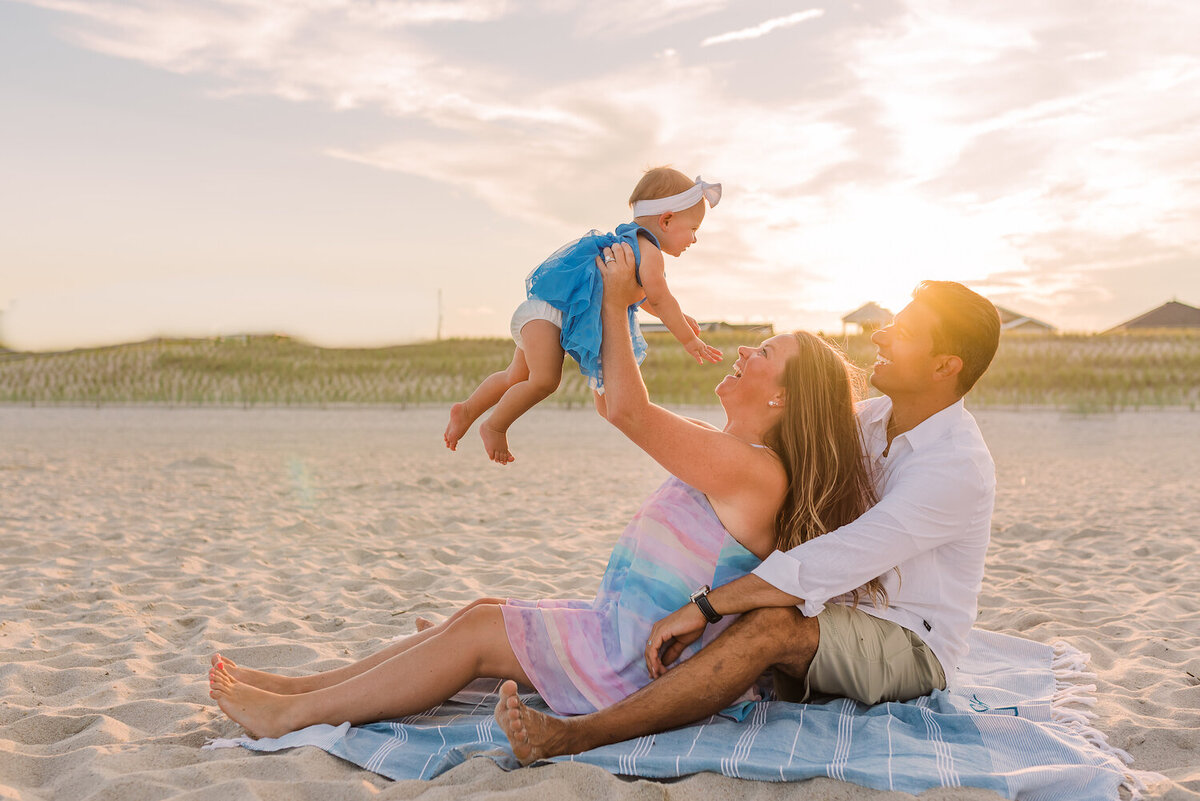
left=1, top=330, right=1198, bottom=410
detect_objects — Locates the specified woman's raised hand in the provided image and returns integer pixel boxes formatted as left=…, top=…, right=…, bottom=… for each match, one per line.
left=596, top=242, right=643, bottom=308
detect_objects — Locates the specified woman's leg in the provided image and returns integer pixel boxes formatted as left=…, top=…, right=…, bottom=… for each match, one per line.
left=210, top=598, right=506, bottom=694
left=480, top=321, right=564, bottom=464
left=445, top=348, right=529, bottom=450
left=210, top=604, right=531, bottom=739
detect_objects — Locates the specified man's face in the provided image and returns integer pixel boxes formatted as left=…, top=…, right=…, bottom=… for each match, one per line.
left=869, top=301, right=943, bottom=397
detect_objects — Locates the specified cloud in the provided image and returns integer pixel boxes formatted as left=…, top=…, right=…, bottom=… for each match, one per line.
left=12, top=0, right=1200, bottom=335
left=841, top=0, right=1200, bottom=315
left=574, top=0, right=729, bottom=35
left=700, top=8, right=824, bottom=47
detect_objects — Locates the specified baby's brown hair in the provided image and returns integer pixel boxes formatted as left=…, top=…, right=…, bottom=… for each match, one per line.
left=628, top=167, right=696, bottom=207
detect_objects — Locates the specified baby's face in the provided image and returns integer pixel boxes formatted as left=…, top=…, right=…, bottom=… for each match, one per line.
left=658, top=202, right=705, bottom=257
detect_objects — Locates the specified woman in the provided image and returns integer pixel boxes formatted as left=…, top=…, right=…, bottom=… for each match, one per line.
left=208, top=242, right=882, bottom=738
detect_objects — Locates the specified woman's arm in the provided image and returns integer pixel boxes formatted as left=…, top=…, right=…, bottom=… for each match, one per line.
left=597, top=242, right=782, bottom=513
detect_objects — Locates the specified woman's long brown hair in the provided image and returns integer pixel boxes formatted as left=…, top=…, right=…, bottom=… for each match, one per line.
left=764, top=332, right=888, bottom=608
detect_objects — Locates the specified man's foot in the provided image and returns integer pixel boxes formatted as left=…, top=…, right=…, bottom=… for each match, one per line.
left=444, top=403, right=473, bottom=451
left=494, top=680, right=572, bottom=765
left=480, top=424, right=514, bottom=465
left=209, top=663, right=304, bottom=739
left=209, top=653, right=300, bottom=695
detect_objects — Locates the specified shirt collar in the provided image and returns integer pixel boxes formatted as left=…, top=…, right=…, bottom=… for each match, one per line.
left=895, top=398, right=966, bottom=452
left=858, top=395, right=966, bottom=455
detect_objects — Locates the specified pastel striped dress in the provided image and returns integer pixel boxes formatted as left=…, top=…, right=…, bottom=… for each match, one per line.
left=501, top=477, right=762, bottom=715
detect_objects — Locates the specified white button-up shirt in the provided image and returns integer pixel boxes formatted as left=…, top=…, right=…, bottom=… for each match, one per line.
left=753, top=395, right=995, bottom=679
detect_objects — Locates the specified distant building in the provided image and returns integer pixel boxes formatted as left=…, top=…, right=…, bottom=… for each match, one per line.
left=995, top=305, right=1057, bottom=334
left=841, top=302, right=893, bottom=335
left=640, top=321, right=774, bottom=336
left=1106, top=300, right=1200, bottom=331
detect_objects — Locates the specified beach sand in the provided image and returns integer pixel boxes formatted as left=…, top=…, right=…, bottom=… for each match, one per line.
left=1, top=405, right=1196, bottom=800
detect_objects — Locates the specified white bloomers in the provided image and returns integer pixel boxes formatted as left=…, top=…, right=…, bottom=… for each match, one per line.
left=510, top=298, right=563, bottom=349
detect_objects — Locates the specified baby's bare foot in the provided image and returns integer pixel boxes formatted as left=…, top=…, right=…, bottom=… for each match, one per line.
left=480, top=424, right=514, bottom=465
left=494, top=680, right=571, bottom=765
left=209, top=663, right=303, bottom=739
left=415, top=617, right=436, bottom=632
left=444, top=403, right=472, bottom=451
left=209, top=653, right=300, bottom=695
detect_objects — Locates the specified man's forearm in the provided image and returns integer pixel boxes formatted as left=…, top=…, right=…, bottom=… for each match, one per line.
left=707, top=573, right=803, bottom=616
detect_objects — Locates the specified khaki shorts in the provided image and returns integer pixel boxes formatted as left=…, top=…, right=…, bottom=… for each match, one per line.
left=773, top=603, right=946, bottom=705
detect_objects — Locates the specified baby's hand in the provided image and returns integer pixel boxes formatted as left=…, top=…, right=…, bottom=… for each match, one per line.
left=684, top=314, right=702, bottom=336
left=684, top=337, right=723, bottom=365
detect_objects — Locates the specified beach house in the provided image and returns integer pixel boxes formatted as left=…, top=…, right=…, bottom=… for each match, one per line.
left=841, top=302, right=893, bottom=336
left=995, top=306, right=1057, bottom=334
left=1106, top=299, right=1200, bottom=331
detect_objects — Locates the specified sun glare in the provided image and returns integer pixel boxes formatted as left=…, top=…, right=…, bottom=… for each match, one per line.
left=777, top=189, right=1026, bottom=316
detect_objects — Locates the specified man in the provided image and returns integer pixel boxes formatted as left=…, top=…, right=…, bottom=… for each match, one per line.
left=495, top=280, right=1002, bottom=763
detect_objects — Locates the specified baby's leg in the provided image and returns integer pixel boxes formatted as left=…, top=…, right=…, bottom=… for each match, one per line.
left=480, top=321, right=564, bottom=464
left=445, top=348, right=530, bottom=450
left=210, top=598, right=507, bottom=694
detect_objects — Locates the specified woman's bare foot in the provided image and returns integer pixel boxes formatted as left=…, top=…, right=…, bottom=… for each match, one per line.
left=209, top=664, right=304, bottom=739
left=444, top=403, right=473, bottom=451
left=415, top=617, right=436, bottom=632
left=209, top=653, right=301, bottom=695
left=494, top=680, right=572, bottom=765
left=480, top=424, right=514, bottom=465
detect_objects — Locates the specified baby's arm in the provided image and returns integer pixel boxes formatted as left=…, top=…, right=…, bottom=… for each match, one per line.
left=640, top=302, right=703, bottom=340
left=637, top=241, right=723, bottom=364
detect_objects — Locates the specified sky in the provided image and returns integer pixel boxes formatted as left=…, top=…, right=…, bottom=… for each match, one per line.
left=2, top=0, right=1198, bottom=351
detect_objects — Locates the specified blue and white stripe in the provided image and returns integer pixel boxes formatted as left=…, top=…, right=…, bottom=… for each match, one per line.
left=212, top=629, right=1154, bottom=801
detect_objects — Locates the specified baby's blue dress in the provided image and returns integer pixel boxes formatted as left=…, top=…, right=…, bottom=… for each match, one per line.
left=524, top=222, right=657, bottom=392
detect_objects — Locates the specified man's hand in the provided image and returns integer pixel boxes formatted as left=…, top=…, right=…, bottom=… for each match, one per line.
left=645, top=601, right=707, bottom=678
left=684, top=336, right=724, bottom=365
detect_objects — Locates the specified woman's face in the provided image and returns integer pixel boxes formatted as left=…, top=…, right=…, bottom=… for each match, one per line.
left=715, top=334, right=799, bottom=402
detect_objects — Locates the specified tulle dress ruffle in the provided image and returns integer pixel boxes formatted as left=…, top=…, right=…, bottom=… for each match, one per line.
left=524, top=222, right=657, bottom=392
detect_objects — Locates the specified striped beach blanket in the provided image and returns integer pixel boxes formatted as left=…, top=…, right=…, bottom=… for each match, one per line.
left=205, top=629, right=1162, bottom=800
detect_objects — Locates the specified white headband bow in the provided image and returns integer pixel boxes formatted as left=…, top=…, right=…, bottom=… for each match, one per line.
left=631, top=176, right=722, bottom=218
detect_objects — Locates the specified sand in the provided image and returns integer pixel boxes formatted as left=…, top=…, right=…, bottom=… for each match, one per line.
left=0, top=405, right=1196, bottom=800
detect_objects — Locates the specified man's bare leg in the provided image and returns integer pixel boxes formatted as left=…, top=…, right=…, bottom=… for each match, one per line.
left=210, top=599, right=505, bottom=694
left=494, top=607, right=818, bottom=764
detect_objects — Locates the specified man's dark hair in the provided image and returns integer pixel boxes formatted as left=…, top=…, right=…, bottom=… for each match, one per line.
left=911, top=281, right=1001, bottom=396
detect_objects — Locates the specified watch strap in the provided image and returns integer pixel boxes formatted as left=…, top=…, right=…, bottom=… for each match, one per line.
left=692, top=589, right=723, bottom=624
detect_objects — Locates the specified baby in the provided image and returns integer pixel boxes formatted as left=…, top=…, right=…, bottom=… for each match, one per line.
left=444, top=166, right=723, bottom=464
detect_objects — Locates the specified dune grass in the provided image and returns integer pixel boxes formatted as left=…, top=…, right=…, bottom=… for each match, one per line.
left=1, top=330, right=1197, bottom=410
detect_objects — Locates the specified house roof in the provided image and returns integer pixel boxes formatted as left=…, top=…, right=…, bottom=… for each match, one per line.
left=994, top=305, right=1056, bottom=332
left=841, top=302, right=894, bottom=325
left=1109, top=300, right=1200, bottom=330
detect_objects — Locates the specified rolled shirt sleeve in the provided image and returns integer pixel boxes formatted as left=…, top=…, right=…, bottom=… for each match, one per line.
left=752, top=455, right=992, bottom=616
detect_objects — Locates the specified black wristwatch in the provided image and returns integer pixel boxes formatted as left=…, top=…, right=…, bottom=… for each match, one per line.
left=689, top=585, right=723, bottom=624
